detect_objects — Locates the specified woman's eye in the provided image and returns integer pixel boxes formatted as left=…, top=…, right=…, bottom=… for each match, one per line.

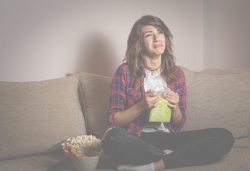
left=145, top=34, right=152, bottom=38
left=158, top=31, right=163, bottom=34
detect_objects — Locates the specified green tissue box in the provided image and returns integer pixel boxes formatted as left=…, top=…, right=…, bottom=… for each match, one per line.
left=149, top=98, right=172, bottom=122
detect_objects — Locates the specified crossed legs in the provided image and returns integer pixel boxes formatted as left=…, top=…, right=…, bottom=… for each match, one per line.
left=102, top=127, right=234, bottom=170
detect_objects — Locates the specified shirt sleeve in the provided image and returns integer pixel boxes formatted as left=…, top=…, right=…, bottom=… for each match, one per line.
left=107, top=65, right=127, bottom=127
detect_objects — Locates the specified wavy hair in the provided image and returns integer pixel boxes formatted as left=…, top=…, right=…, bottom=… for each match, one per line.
left=123, top=15, right=178, bottom=88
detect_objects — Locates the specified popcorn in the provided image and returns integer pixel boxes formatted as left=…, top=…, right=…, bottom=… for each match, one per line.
left=63, top=135, right=101, bottom=151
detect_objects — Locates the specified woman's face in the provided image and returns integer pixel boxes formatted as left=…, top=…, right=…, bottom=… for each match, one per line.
left=141, top=25, right=166, bottom=58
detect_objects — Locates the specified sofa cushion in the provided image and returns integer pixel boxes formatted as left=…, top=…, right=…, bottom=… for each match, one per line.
left=182, top=67, right=250, bottom=148
left=0, top=75, right=86, bottom=160
left=0, top=152, right=67, bottom=171
left=168, top=148, right=250, bottom=171
left=77, top=71, right=112, bottom=139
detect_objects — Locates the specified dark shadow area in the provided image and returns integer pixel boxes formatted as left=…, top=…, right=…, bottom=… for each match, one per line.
left=76, top=32, right=117, bottom=76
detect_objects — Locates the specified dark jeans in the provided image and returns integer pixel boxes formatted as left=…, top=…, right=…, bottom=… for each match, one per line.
left=101, top=127, right=234, bottom=169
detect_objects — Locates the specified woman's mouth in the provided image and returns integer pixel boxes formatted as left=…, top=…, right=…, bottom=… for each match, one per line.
left=154, top=44, right=163, bottom=48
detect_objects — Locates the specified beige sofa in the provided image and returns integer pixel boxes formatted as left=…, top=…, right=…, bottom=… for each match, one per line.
left=0, top=67, right=249, bottom=171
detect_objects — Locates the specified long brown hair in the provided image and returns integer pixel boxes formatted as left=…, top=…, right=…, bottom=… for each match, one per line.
left=123, top=15, right=178, bottom=88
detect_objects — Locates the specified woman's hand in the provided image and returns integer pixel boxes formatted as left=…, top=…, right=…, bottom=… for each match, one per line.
left=165, top=91, right=179, bottom=110
left=165, top=90, right=183, bottom=126
left=139, top=92, right=160, bottom=111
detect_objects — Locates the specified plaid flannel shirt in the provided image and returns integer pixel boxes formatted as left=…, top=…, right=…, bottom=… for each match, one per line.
left=108, top=63, right=186, bottom=137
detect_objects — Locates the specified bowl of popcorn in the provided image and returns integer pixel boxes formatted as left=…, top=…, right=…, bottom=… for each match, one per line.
left=62, top=135, right=101, bottom=151
left=62, top=135, right=102, bottom=171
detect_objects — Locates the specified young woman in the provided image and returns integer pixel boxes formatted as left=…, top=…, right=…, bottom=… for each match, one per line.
left=101, top=15, right=234, bottom=171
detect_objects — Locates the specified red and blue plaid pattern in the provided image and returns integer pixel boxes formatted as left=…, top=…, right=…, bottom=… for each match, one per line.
left=108, top=63, right=186, bottom=137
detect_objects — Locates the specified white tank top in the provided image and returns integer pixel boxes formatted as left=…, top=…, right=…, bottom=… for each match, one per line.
left=142, top=69, right=170, bottom=133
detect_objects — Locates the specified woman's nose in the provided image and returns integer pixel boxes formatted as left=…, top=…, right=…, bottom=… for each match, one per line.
left=153, top=34, right=160, bottom=41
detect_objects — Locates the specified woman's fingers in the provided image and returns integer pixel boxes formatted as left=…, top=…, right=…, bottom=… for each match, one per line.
left=165, top=91, right=179, bottom=110
left=145, top=92, right=160, bottom=109
left=167, top=103, right=177, bottom=110
left=165, top=91, right=179, bottom=103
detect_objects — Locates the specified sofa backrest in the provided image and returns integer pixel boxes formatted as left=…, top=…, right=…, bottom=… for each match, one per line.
left=181, top=67, right=250, bottom=148
left=78, top=67, right=250, bottom=148
left=0, top=75, right=87, bottom=160
left=77, top=71, right=112, bottom=139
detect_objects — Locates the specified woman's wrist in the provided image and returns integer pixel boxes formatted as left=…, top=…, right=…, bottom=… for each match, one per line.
left=172, top=103, right=178, bottom=111
left=136, top=100, right=146, bottom=113
left=171, top=105, right=182, bottom=125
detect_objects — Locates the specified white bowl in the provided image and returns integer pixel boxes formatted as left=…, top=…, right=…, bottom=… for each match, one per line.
left=69, top=149, right=101, bottom=171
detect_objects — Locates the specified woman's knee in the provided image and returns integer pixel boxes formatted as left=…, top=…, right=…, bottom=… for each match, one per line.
left=214, top=128, right=234, bottom=153
left=103, top=127, right=127, bottom=140
left=216, top=128, right=234, bottom=143
left=102, top=128, right=128, bottom=148
left=101, top=128, right=132, bottom=162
